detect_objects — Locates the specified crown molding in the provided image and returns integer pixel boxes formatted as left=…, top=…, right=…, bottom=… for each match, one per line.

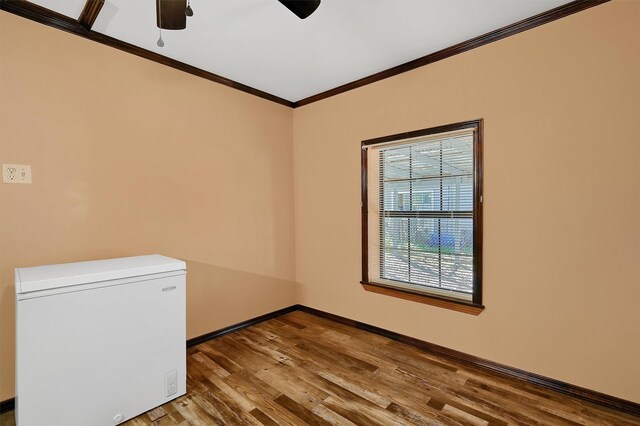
left=0, top=0, right=294, bottom=107
left=1, top=0, right=610, bottom=108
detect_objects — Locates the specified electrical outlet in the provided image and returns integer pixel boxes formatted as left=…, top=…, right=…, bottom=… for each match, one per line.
left=3, top=164, right=32, bottom=184
left=165, top=370, right=177, bottom=397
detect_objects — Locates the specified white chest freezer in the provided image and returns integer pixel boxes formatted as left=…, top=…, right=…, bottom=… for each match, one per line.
left=15, top=255, right=187, bottom=426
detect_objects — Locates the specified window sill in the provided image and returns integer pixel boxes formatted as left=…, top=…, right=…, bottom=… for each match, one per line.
left=361, top=282, right=484, bottom=315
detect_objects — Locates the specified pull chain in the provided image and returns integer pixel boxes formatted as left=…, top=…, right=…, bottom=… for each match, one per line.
left=157, top=1, right=165, bottom=47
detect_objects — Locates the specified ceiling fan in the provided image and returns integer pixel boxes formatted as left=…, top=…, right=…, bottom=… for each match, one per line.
left=156, top=0, right=321, bottom=47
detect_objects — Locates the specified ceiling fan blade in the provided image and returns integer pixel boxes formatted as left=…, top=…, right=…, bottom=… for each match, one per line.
left=277, top=0, right=321, bottom=19
left=157, top=0, right=187, bottom=30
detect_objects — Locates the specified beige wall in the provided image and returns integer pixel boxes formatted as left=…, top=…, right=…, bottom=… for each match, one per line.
left=1, top=0, right=639, bottom=405
left=0, top=13, right=296, bottom=400
left=293, top=0, right=640, bottom=403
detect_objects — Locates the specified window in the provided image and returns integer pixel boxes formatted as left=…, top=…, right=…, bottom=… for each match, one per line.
left=361, top=120, right=483, bottom=314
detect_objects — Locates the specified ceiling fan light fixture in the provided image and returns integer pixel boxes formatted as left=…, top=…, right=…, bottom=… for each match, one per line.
left=156, top=0, right=187, bottom=30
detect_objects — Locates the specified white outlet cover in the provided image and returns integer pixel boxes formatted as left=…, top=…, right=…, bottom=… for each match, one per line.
left=3, top=164, right=32, bottom=184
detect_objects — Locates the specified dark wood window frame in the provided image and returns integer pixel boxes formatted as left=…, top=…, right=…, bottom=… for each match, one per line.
left=361, top=119, right=484, bottom=315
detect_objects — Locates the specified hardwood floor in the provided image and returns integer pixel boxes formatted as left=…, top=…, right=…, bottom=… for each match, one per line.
left=2, top=310, right=639, bottom=425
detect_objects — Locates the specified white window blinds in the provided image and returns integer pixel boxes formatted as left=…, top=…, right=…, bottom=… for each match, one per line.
left=365, top=127, right=477, bottom=302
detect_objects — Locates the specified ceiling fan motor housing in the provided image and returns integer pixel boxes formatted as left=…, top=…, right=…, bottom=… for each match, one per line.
left=277, top=0, right=321, bottom=19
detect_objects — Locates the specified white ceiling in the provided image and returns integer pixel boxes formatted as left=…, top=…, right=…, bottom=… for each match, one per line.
left=30, top=0, right=573, bottom=102
left=29, top=0, right=85, bottom=19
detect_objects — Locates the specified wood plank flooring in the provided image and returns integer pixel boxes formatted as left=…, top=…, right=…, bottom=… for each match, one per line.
left=2, top=310, right=638, bottom=425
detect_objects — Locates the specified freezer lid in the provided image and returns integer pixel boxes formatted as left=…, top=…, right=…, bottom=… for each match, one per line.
left=15, top=255, right=186, bottom=294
